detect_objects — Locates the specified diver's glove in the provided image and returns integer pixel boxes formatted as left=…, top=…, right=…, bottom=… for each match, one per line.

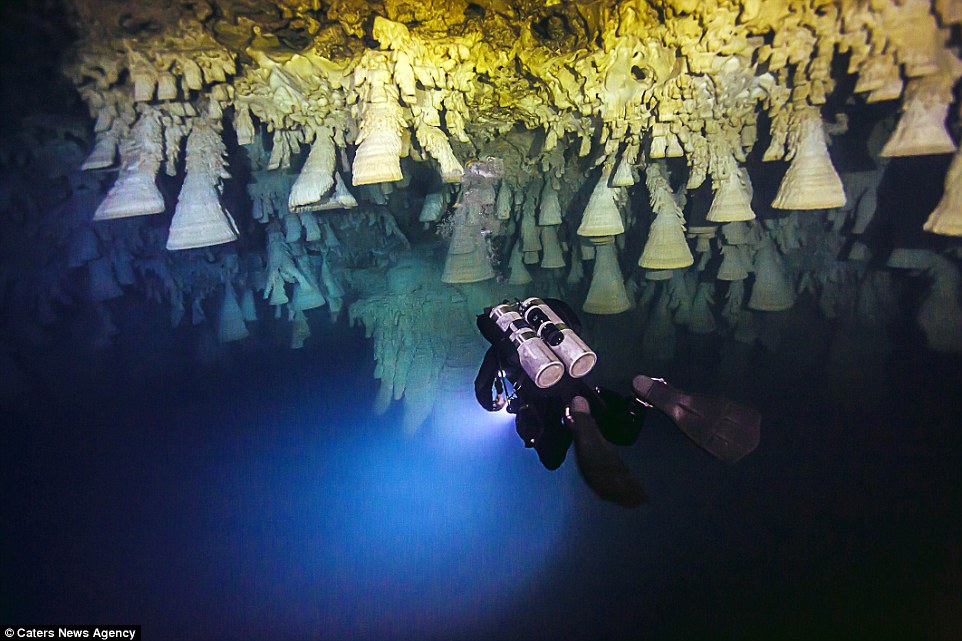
left=564, top=396, right=647, bottom=508
left=632, top=375, right=760, bottom=463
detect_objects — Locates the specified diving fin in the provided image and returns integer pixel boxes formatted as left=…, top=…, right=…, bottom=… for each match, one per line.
left=565, top=397, right=647, bottom=508
left=632, top=375, right=760, bottom=463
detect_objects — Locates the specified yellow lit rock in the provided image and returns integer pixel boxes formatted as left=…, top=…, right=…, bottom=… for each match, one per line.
left=924, top=149, right=962, bottom=237
left=93, top=107, right=165, bottom=220
left=56, top=0, right=961, bottom=304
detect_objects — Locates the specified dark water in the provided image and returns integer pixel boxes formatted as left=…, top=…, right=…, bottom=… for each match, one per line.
left=2, top=301, right=960, bottom=641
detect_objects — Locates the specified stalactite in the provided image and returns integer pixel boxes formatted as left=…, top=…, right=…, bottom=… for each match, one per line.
left=1, top=0, right=959, bottom=435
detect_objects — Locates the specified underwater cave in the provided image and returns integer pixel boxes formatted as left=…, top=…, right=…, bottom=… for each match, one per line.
left=1, top=0, right=961, bottom=639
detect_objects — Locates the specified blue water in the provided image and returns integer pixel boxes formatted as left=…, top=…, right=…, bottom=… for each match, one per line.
left=2, top=326, right=577, bottom=640
left=3, top=309, right=961, bottom=640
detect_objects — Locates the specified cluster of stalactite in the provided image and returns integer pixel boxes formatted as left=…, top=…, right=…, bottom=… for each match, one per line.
left=1, top=0, right=961, bottom=423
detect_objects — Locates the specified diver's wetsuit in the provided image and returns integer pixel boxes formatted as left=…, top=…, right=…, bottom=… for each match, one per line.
left=475, top=299, right=605, bottom=470
left=474, top=298, right=760, bottom=507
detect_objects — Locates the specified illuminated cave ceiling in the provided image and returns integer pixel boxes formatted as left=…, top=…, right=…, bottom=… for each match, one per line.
left=2, top=0, right=962, bottom=425
left=66, top=0, right=962, bottom=194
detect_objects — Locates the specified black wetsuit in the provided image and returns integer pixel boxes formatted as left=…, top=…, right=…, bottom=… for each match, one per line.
left=474, top=299, right=614, bottom=469
left=474, top=299, right=760, bottom=505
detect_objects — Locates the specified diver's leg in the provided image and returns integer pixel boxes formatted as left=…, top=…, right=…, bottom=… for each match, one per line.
left=531, top=399, right=572, bottom=471
left=564, top=397, right=647, bottom=508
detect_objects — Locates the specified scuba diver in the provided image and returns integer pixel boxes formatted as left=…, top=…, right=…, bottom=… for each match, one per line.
left=475, top=298, right=761, bottom=508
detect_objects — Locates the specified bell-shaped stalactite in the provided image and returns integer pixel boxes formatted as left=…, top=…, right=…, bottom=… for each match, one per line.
left=217, top=282, right=249, bottom=343
left=642, top=288, right=676, bottom=362
left=166, top=115, right=238, bottom=250
left=689, top=227, right=717, bottom=254
left=94, top=107, right=165, bottom=220
left=881, top=76, right=958, bottom=157
left=290, top=257, right=326, bottom=312
left=418, top=192, right=444, bottom=223
left=539, top=179, right=563, bottom=226
left=352, top=55, right=405, bottom=185
left=721, top=221, right=754, bottom=246
left=507, top=242, right=533, bottom=285
left=240, top=288, right=258, bottom=322
left=263, top=230, right=311, bottom=308
left=448, top=209, right=482, bottom=255
left=82, top=119, right=123, bottom=171
left=640, top=162, right=694, bottom=270
left=717, top=244, right=752, bottom=281
left=577, top=168, right=624, bottom=238
left=611, top=152, right=635, bottom=188
left=748, top=240, right=796, bottom=312
left=881, top=100, right=955, bottom=157
left=772, top=112, right=846, bottom=210
left=441, top=208, right=495, bottom=284
left=290, top=310, right=311, bottom=349
left=924, top=148, right=962, bottom=237
left=540, top=224, right=566, bottom=269
left=442, top=241, right=495, bottom=284
left=400, top=348, right=441, bottom=435
left=689, top=282, right=717, bottom=334
left=290, top=281, right=326, bottom=312
left=583, top=238, right=631, bottom=315
left=288, top=127, right=336, bottom=212
left=707, top=166, right=756, bottom=223
left=638, top=211, right=694, bottom=270
left=520, top=207, right=542, bottom=259
left=917, top=255, right=962, bottom=354
left=308, top=173, right=359, bottom=211
left=300, top=212, right=322, bottom=241
left=855, top=53, right=900, bottom=96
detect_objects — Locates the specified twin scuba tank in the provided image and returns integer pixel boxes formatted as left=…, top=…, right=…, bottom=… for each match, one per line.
left=488, top=298, right=597, bottom=388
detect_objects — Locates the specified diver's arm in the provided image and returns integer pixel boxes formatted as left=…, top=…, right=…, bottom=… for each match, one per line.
left=474, top=346, right=504, bottom=411
left=476, top=309, right=505, bottom=345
